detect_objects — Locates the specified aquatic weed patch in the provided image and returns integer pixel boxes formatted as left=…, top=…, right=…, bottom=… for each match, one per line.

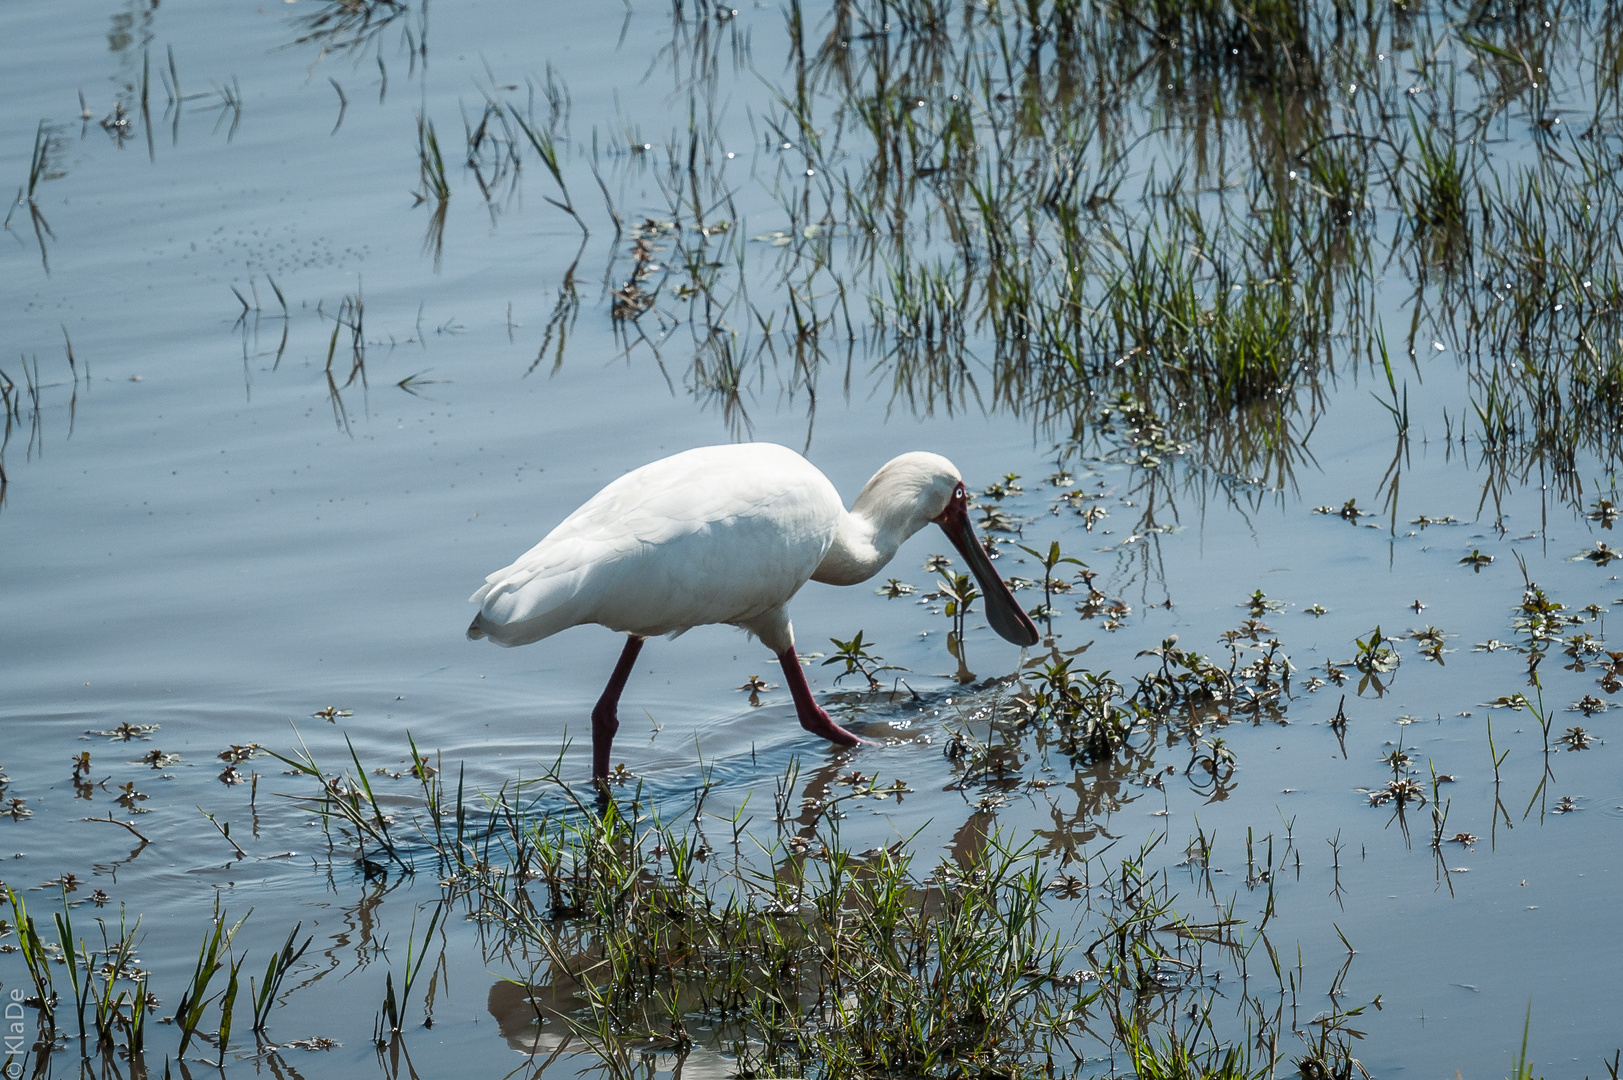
left=438, top=779, right=1307, bottom=1080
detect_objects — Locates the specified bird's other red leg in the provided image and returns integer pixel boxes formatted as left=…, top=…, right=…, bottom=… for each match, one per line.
left=592, top=635, right=645, bottom=785
left=776, top=646, right=864, bottom=747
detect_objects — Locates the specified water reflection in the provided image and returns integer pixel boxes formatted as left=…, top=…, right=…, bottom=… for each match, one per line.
left=287, top=0, right=420, bottom=60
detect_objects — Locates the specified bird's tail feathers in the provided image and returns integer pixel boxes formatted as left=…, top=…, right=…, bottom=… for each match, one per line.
left=468, top=567, right=591, bottom=647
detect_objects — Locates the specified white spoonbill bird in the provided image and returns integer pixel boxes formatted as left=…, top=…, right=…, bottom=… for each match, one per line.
left=467, top=443, right=1039, bottom=783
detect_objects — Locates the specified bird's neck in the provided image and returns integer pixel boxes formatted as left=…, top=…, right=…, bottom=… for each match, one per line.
left=811, top=498, right=927, bottom=586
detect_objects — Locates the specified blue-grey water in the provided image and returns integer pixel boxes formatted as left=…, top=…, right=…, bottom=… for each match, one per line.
left=3, top=1, right=1621, bottom=1077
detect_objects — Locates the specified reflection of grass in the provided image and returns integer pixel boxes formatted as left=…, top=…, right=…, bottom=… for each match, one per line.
left=287, top=0, right=408, bottom=54
left=1124, top=0, right=1319, bottom=88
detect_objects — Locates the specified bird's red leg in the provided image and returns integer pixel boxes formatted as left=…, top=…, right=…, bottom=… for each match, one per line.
left=776, top=646, right=864, bottom=747
left=592, top=635, right=645, bottom=785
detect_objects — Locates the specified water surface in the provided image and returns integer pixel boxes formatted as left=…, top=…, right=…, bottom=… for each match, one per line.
left=3, top=1, right=1622, bottom=1077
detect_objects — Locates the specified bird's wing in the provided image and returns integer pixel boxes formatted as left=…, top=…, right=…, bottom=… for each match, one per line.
left=470, top=445, right=843, bottom=645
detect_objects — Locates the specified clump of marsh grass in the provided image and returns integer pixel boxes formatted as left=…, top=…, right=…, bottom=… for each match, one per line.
left=173, top=896, right=251, bottom=1061
left=415, top=113, right=450, bottom=266
left=416, top=113, right=449, bottom=204
left=454, top=780, right=1271, bottom=1080
left=6, top=120, right=58, bottom=271
left=510, top=100, right=587, bottom=237
left=374, top=904, right=443, bottom=1041
left=252, top=921, right=313, bottom=1035
left=1404, top=109, right=1472, bottom=245
left=266, top=729, right=415, bottom=872
left=5, top=885, right=59, bottom=1027
left=254, top=714, right=1371, bottom=1075
left=5, top=886, right=310, bottom=1070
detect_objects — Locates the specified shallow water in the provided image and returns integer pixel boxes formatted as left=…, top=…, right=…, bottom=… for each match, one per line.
left=3, top=1, right=1622, bottom=1077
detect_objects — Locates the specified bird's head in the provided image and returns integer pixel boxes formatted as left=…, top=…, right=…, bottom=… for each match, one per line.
left=928, top=477, right=1040, bottom=647
left=853, top=451, right=962, bottom=527
left=857, top=452, right=1039, bottom=648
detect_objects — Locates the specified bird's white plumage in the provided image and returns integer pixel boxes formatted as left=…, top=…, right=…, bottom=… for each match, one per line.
left=468, top=443, right=1038, bottom=782
left=468, top=444, right=847, bottom=651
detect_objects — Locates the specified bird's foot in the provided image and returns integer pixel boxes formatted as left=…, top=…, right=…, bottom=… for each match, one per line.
left=800, top=708, right=872, bottom=747
left=777, top=645, right=873, bottom=747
